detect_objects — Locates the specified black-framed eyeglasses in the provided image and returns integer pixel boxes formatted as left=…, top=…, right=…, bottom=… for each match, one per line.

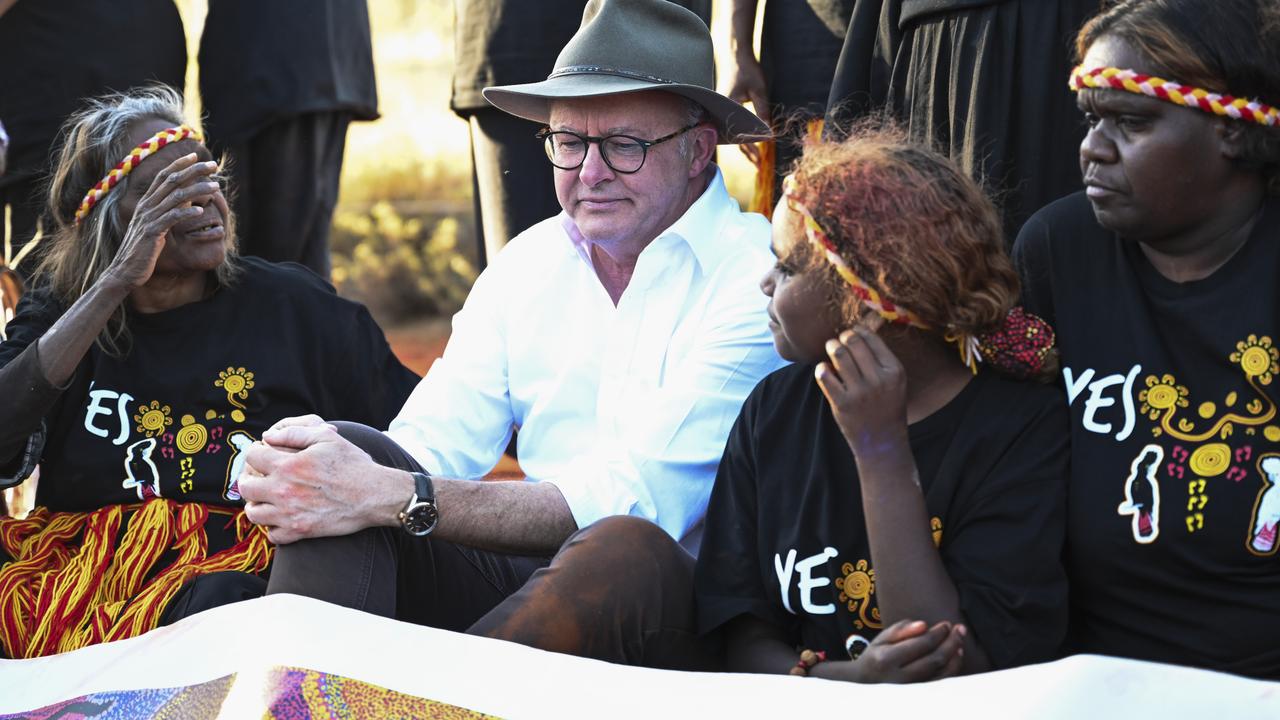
left=536, top=122, right=702, bottom=174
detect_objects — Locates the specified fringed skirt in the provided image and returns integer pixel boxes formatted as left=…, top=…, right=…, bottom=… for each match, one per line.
left=0, top=499, right=272, bottom=658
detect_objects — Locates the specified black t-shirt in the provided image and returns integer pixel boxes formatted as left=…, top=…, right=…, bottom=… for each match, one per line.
left=695, top=363, right=1069, bottom=669
left=0, top=257, right=418, bottom=513
left=0, top=0, right=186, bottom=184
left=198, top=0, right=378, bottom=144
left=1014, top=192, right=1280, bottom=679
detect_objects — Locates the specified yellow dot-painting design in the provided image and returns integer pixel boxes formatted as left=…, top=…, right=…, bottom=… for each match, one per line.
left=1189, top=443, right=1231, bottom=478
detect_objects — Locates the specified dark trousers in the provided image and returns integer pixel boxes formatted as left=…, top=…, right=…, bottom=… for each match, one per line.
left=265, top=422, right=550, bottom=631
left=471, top=515, right=724, bottom=670
left=218, top=111, right=351, bottom=277
left=466, top=108, right=561, bottom=266
left=267, top=424, right=722, bottom=669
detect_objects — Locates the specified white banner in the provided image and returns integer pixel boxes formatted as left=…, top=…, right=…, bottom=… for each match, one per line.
left=0, top=594, right=1276, bottom=718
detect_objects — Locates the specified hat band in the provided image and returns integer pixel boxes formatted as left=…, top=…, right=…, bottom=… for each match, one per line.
left=548, top=64, right=679, bottom=86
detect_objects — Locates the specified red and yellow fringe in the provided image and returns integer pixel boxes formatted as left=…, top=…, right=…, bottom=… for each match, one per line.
left=747, top=117, right=825, bottom=220
left=0, top=498, right=271, bottom=658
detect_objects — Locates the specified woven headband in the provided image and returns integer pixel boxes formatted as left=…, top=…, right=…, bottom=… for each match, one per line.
left=780, top=175, right=1055, bottom=377
left=782, top=176, right=929, bottom=331
left=74, top=125, right=203, bottom=224
left=1070, top=66, right=1280, bottom=128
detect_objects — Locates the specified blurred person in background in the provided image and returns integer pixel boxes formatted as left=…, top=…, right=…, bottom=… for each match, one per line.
left=0, top=0, right=186, bottom=276
left=726, top=0, right=853, bottom=211
left=199, top=0, right=379, bottom=278
left=827, top=0, right=1099, bottom=243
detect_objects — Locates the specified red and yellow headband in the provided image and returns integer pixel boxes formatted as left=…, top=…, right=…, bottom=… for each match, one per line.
left=74, top=125, right=203, bottom=224
left=781, top=175, right=929, bottom=331
left=1070, top=66, right=1280, bottom=128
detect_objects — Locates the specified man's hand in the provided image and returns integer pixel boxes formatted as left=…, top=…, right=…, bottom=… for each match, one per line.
left=726, top=55, right=770, bottom=165
left=815, top=321, right=910, bottom=456
left=239, top=419, right=409, bottom=545
left=813, top=619, right=966, bottom=684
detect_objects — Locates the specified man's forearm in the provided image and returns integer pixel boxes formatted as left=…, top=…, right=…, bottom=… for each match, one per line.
left=430, top=473, right=578, bottom=556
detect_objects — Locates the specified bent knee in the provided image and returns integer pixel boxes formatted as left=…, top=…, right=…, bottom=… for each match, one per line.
left=562, top=515, right=689, bottom=574
left=331, top=420, right=382, bottom=446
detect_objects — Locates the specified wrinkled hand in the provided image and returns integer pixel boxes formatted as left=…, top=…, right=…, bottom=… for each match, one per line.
left=103, top=154, right=221, bottom=290
left=815, top=322, right=909, bottom=455
left=239, top=420, right=397, bottom=545
left=816, top=619, right=966, bottom=684
left=726, top=55, right=770, bottom=165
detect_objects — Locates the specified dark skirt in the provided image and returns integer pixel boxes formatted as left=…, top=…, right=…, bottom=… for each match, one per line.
left=827, top=0, right=1100, bottom=244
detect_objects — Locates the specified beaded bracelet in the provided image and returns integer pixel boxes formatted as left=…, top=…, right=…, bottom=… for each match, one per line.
left=789, top=649, right=827, bottom=677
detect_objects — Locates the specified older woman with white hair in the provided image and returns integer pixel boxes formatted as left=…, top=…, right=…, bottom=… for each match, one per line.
left=0, top=86, right=417, bottom=658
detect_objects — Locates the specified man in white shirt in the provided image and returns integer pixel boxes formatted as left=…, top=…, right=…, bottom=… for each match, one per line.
left=237, top=0, right=783, bottom=634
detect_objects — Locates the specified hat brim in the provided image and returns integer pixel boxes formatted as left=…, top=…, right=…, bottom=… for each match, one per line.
left=483, top=73, right=771, bottom=144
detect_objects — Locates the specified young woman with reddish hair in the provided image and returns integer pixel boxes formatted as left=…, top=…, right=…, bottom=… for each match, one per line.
left=694, top=128, right=1069, bottom=681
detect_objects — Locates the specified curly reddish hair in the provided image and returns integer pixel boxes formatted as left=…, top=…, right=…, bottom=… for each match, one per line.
left=785, top=126, right=1056, bottom=380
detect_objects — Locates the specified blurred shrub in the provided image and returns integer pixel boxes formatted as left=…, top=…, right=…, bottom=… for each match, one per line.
left=330, top=202, right=478, bottom=325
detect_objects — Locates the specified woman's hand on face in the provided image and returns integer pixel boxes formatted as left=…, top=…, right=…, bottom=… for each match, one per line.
left=104, top=153, right=220, bottom=290
left=815, top=319, right=909, bottom=454
left=813, top=619, right=966, bottom=684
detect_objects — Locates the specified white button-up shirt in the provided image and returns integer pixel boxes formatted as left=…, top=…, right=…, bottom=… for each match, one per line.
left=386, top=169, right=785, bottom=547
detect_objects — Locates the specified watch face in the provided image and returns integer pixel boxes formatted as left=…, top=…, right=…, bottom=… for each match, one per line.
left=401, top=501, right=439, bottom=537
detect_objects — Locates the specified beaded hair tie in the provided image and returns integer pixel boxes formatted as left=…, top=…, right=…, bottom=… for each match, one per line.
left=1070, top=66, right=1280, bottom=128
left=74, top=125, right=203, bottom=224
left=781, top=175, right=1055, bottom=377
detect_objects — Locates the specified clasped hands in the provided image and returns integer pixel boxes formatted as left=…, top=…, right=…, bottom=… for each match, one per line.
left=238, top=415, right=396, bottom=544
left=818, top=619, right=967, bottom=683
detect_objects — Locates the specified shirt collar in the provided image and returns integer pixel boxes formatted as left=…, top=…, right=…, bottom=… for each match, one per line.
left=560, top=166, right=736, bottom=273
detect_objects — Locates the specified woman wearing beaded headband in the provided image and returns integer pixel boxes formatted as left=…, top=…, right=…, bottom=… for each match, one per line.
left=0, top=86, right=417, bottom=658
left=1014, top=0, right=1280, bottom=679
left=468, top=128, right=1069, bottom=682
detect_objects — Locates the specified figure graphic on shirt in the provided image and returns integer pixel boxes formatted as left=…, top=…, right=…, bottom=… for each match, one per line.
left=1118, top=445, right=1163, bottom=544
left=1247, top=455, right=1280, bottom=555
left=122, top=438, right=162, bottom=501
left=222, top=431, right=255, bottom=501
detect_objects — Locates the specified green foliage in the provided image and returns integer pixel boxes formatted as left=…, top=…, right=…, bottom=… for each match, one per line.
left=330, top=202, right=478, bottom=325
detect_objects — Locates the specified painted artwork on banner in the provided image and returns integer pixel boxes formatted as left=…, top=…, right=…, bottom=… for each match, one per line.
left=0, top=667, right=497, bottom=720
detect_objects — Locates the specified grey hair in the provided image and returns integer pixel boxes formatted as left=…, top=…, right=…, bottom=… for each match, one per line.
left=675, top=96, right=713, bottom=157
left=37, top=84, right=239, bottom=357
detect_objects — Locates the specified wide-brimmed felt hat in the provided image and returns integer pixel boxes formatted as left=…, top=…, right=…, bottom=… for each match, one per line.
left=481, top=0, right=770, bottom=144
